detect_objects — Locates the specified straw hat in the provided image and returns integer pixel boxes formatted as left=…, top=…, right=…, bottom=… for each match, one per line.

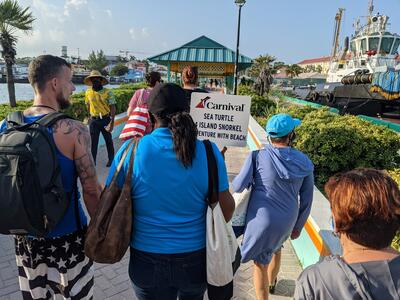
left=84, top=70, right=109, bottom=86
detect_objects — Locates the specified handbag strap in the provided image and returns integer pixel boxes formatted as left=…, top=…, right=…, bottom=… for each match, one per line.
left=203, top=140, right=219, bottom=205
left=137, top=88, right=145, bottom=106
left=124, top=138, right=139, bottom=186
left=110, top=139, right=136, bottom=184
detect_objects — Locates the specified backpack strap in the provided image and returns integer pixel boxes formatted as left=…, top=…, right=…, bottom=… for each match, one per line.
left=35, top=112, right=74, bottom=128
left=5, top=111, right=25, bottom=128
left=203, top=140, right=219, bottom=205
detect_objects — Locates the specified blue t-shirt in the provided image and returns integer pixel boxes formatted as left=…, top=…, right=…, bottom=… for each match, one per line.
left=0, top=116, right=87, bottom=238
left=106, top=128, right=229, bottom=254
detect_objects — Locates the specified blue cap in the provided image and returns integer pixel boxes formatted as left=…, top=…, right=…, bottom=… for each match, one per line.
left=266, top=113, right=301, bottom=138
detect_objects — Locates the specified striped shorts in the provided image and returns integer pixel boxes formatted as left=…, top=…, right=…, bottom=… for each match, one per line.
left=14, top=229, right=93, bottom=300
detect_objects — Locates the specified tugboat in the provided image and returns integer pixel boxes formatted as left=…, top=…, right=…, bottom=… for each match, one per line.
left=296, top=0, right=400, bottom=118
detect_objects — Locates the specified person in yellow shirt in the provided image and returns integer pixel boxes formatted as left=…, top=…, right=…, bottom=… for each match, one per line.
left=84, top=70, right=116, bottom=167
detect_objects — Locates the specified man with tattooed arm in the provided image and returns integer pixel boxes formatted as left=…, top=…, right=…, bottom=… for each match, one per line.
left=0, top=55, right=101, bottom=299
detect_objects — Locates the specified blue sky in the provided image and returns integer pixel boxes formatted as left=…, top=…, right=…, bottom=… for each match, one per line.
left=16, top=0, right=400, bottom=64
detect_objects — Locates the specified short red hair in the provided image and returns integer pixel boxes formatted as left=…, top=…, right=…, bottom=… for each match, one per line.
left=325, top=168, right=400, bottom=249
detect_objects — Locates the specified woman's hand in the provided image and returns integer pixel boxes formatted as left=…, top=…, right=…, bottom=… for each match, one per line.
left=290, top=229, right=301, bottom=240
left=221, top=147, right=227, bottom=160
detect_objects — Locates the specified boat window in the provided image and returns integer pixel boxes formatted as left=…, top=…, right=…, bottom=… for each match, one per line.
left=350, top=40, right=356, bottom=52
left=369, top=37, right=380, bottom=51
left=391, top=38, right=400, bottom=54
left=381, top=37, right=394, bottom=54
left=360, top=39, right=367, bottom=53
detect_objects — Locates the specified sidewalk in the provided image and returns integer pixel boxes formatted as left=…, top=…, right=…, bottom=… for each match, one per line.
left=0, top=139, right=302, bottom=300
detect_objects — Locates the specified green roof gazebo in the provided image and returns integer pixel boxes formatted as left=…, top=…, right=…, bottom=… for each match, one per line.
left=148, top=35, right=252, bottom=92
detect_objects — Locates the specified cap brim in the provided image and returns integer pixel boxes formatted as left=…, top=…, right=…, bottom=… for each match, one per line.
left=293, top=118, right=301, bottom=127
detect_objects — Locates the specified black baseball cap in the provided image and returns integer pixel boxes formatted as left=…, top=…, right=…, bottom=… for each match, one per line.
left=148, top=83, right=189, bottom=116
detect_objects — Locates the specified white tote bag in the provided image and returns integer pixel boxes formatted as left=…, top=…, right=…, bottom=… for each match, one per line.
left=206, top=203, right=239, bottom=286
left=231, top=187, right=252, bottom=227
left=231, top=150, right=258, bottom=227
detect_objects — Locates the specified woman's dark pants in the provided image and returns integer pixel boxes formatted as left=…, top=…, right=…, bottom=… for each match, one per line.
left=129, top=248, right=207, bottom=300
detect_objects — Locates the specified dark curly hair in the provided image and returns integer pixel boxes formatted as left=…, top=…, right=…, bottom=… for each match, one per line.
left=145, top=71, right=161, bottom=87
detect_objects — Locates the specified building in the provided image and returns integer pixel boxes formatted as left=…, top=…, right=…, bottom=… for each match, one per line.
left=297, top=56, right=331, bottom=74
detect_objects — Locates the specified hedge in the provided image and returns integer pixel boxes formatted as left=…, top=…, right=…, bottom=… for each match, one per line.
left=0, top=82, right=147, bottom=122
left=238, top=84, right=276, bottom=117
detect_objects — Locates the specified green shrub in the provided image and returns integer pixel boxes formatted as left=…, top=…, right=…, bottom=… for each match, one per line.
left=0, top=84, right=144, bottom=122
left=238, top=84, right=276, bottom=117
left=294, top=110, right=400, bottom=187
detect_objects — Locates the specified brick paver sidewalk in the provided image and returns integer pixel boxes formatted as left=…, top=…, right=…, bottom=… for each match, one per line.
left=0, top=140, right=302, bottom=299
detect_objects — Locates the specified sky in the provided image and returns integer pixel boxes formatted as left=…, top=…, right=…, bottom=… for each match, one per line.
left=15, top=0, right=400, bottom=64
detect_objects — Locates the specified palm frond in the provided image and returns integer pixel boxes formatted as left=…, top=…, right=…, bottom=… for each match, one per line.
left=0, top=0, right=35, bottom=32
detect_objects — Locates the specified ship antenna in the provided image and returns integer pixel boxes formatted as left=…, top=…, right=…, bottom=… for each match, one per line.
left=369, top=0, right=374, bottom=17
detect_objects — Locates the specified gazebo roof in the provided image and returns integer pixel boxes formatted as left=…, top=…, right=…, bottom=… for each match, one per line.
left=148, top=35, right=252, bottom=68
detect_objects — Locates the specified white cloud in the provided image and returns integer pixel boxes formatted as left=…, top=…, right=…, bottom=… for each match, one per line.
left=78, top=29, right=87, bottom=36
left=32, top=0, right=62, bottom=19
left=105, top=9, right=112, bottom=18
left=141, top=27, right=149, bottom=38
left=18, top=30, right=42, bottom=47
left=49, top=29, right=66, bottom=43
left=129, top=27, right=150, bottom=40
left=64, top=0, right=88, bottom=16
left=129, top=28, right=136, bottom=40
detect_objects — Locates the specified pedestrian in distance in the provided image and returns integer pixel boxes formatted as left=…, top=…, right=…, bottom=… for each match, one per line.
left=295, top=168, right=400, bottom=300
left=0, top=55, right=102, bottom=299
left=84, top=70, right=116, bottom=167
left=126, top=71, right=161, bottom=135
left=182, top=66, right=208, bottom=106
left=106, top=83, right=235, bottom=300
left=232, top=113, right=314, bottom=300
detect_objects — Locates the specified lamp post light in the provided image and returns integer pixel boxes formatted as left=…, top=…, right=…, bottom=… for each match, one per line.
left=234, top=0, right=246, bottom=95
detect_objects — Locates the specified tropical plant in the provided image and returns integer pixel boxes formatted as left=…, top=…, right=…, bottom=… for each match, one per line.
left=85, top=50, right=108, bottom=73
left=285, top=64, right=303, bottom=78
left=110, top=63, right=128, bottom=76
left=0, top=0, right=35, bottom=107
left=247, top=54, right=277, bottom=78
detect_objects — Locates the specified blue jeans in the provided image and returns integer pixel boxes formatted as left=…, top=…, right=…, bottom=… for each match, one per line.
left=129, top=248, right=207, bottom=300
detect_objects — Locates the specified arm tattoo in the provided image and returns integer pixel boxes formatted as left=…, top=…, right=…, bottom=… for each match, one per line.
left=52, top=119, right=96, bottom=185
left=52, top=119, right=90, bottom=149
left=75, top=152, right=97, bottom=185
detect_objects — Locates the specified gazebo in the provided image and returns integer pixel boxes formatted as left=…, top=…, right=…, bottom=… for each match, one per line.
left=148, top=35, right=252, bottom=92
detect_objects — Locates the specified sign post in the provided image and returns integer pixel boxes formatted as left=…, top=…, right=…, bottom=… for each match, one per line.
left=190, top=93, right=251, bottom=147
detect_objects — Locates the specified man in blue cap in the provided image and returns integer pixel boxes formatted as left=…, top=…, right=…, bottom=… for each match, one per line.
left=232, top=113, right=314, bottom=300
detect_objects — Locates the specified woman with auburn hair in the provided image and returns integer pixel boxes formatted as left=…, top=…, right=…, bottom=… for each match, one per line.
left=295, top=168, right=400, bottom=300
left=182, top=66, right=208, bottom=105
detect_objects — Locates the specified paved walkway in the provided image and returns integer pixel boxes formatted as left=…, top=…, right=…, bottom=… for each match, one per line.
left=0, top=139, right=302, bottom=299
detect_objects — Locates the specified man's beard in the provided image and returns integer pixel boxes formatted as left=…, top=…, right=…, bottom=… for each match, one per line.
left=56, top=92, right=71, bottom=110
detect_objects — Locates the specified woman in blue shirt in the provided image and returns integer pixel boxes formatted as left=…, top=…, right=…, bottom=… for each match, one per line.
left=232, top=114, right=314, bottom=300
left=106, top=83, right=235, bottom=300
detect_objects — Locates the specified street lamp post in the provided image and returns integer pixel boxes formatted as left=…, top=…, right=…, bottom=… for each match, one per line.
left=234, top=0, right=246, bottom=95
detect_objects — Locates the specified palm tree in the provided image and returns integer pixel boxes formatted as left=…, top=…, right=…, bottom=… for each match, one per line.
left=0, top=0, right=35, bottom=107
left=286, top=64, right=303, bottom=78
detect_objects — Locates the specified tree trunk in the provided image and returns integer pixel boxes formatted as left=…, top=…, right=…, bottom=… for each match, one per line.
left=6, top=62, right=16, bottom=107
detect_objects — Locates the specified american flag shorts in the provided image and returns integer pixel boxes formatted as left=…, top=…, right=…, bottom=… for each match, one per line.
left=14, top=229, right=93, bottom=300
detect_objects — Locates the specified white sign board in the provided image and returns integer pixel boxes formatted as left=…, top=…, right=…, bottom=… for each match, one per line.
left=190, top=93, right=251, bottom=147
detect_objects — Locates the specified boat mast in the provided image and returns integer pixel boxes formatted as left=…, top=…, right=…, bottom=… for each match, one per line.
left=369, top=0, right=374, bottom=17
left=331, top=8, right=345, bottom=60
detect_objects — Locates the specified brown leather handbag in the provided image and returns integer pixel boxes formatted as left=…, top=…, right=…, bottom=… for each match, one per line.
left=85, top=139, right=138, bottom=263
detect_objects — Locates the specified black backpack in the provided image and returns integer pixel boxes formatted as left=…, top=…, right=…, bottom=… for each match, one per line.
left=0, top=112, right=77, bottom=237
